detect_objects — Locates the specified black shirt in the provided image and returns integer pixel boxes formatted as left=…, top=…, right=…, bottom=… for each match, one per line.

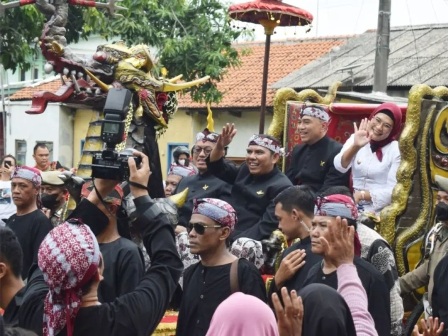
left=176, top=259, right=267, bottom=336
left=3, top=265, right=47, bottom=335
left=7, top=210, right=53, bottom=279
left=432, top=254, right=448, bottom=336
left=268, top=237, right=323, bottom=306
left=304, top=256, right=391, bottom=336
left=285, top=136, right=350, bottom=193
left=207, top=157, right=292, bottom=241
left=174, top=172, right=232, bottom=227
left=11, top=196, right=183, bottom=336
left=98, top=237, right=145, bottom=303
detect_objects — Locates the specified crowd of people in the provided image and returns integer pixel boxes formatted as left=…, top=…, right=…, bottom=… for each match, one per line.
left=0, top=103, right=448, bottom=336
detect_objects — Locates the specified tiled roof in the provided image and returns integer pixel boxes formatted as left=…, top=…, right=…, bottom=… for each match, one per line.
left=178, top=37, right=349, bottom=109
left=9, top=77, right=64, bottom=101
left=273, top=24, right=448, bottom=90
left=10, top=36, right=348, bottom=105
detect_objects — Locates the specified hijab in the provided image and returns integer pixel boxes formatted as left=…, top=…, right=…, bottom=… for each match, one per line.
left=300, top=284, right=356, bottom=336
left=369, top=102, right=403, bottom=161
left=206, top=292, right=279, bottom=336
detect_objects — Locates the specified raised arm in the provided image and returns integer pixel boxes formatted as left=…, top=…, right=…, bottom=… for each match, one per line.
left=320, top=217, right=378, bottom=336
left=334, top=119, right=371, bottom=172
left=99, top=152, right=183, bottom=336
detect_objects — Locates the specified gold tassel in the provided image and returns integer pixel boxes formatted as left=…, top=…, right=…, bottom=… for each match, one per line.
left=206, top=103, right=215, bottom=132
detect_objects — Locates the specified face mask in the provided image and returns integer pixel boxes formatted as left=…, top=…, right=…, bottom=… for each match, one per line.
left=41, top=193, right=59, bottom=210
left=436, top=202, right=448, bottom=222
left=178, top=159, right=186, bottom=166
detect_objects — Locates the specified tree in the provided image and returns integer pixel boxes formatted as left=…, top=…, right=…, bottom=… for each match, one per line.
left=0, top=0, right=249, bottom=103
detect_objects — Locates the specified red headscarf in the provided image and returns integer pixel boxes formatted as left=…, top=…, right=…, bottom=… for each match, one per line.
left=369, top=103, right=403, bottom=162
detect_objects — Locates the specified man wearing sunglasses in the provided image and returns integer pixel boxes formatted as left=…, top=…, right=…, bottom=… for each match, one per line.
left=174, top=129, right=232, bottom=232
left=207, top=124, right=292, bottom=242
left=176, top=198, right=266, bottom=336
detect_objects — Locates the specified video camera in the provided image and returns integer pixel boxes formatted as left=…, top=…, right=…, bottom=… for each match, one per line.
left=91, top=88, right=141, bottom=181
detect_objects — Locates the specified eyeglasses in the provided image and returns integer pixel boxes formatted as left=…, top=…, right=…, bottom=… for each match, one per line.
left=193, top=146, right=213, bottom=155
left=187, top=222, right=222, bottom=235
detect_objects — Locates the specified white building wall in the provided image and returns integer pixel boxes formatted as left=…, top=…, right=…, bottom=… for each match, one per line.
left=191, top=110, right=273, bottom=157
left=5, top=101, right=73, bottom=167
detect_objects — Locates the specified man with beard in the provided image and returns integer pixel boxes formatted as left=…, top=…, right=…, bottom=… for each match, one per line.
left=286, top=105, right=350, bottom=193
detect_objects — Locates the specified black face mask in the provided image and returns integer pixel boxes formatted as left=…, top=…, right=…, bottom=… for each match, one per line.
left=41, top=193, right=59, bottom=210
left=436, top=202, right=448, bottom=222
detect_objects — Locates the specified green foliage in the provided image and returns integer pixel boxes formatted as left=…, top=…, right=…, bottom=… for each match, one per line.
left=0, top=0, right=249, bottom=103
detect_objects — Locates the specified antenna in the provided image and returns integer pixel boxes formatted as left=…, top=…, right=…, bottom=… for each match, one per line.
left=335, top=63, right=366, bottom=88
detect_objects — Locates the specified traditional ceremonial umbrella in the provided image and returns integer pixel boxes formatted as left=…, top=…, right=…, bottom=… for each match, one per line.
left=229, top=0, right=313, bottom=133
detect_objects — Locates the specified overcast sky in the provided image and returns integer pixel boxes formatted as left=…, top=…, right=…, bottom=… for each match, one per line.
left=228, top=0, right=448, bottom=40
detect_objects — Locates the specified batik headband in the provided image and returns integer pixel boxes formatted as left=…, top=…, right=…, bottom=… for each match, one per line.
left=12, top=166, right=42, bottom=187
left=38, top=220, right=100, bottom=336
left=192, top=198, right=237, bottom=230
left=300, top=105, right=330, bottom=122
left=248, top=134, right=284, bottom=156
left=314, top=194, right=358, bottom=220
left=196, top=128, right=219, bottom=143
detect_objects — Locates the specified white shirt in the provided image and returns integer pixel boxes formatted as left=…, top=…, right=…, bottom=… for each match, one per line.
left=0, top=180, right=16, bottom=222
left=334, top=134, right=401, bottom=213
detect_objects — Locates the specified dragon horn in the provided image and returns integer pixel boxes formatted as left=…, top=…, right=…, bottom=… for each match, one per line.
left=168, top=74, right=183, bottom=83
left=168, top=187, right=189, bottom=208
left=84, top=68, right=111, bottom=92
left=161, top=76, right=210, bottom=92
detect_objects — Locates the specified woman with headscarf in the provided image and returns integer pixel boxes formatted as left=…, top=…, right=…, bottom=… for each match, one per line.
left=333, top=103, right=403, bottom=214
left=206, top=293, right=278, bottom=336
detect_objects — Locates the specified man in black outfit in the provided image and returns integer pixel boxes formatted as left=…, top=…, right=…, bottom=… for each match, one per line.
left=80, top=181, right=144, bottom=302
left=0, top=226, right=47, bottom=333
left=7, top=166, right=52, bottom=279
left=431, top=253, right=448, bottom=336
left=174, top=129, right=232, bottom=234
left=2, top=150, right=183, bottom=336
left=176, top=198, right=266, bottom=336
left=268, top=185, right=322, bottom=304
left=207, top=124, right=292, bottom=241
left=304, top=193, right=391, bottom=336
left=285, top=105, right=350, bottom=193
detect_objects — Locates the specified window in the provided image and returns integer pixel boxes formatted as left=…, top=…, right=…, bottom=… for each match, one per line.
left=20, top=69, right=26, bottom=82
left=35, top=141, right=54, bottom=161
left=15, top=140, right=27, bottom=166
left=34, top=68, right=39, bottom=80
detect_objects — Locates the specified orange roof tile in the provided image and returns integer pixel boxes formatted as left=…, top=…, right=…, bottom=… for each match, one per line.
left=11, top=36, right=349, bottom=107
left=10, top=78, right=64, bottom=101
left=179, top=37, right=349, bottom=109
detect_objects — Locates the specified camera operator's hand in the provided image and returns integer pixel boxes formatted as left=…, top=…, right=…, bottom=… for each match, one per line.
left=128, top=150, right=151, bottom=198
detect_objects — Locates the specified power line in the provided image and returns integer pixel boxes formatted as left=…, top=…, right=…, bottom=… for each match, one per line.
left=404, top=0, right=422, bottom=82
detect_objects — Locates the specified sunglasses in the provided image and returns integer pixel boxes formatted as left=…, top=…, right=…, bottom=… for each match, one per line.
left=187, top=222, right=222, bottom=235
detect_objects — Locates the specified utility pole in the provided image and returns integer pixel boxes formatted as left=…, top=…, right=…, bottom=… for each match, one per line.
left=373, top=0, right=391, bottom=93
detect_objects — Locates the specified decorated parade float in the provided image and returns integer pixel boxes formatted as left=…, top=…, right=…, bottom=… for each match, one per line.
left=2, top=0, right=448, bottom=335
left=267, top=81, right=448, bottom=334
